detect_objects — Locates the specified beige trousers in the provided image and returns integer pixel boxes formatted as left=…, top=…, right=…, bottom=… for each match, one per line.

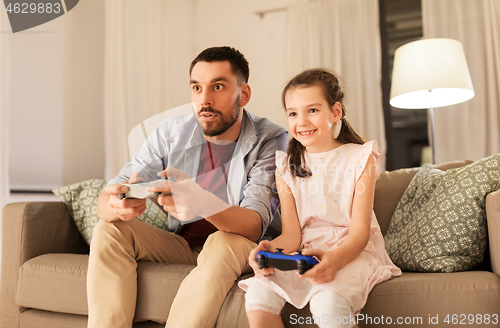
left=87, top=219, right=256, bottom=328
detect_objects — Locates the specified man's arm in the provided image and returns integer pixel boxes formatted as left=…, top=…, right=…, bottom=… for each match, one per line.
left=236, top=133, right=288, bottom=240
left=99, top=118, right=172, bottom=222
left=153, top=171, right=262, bottom=241
left=207, top=130, right=287, bottom=242
left=154, top=132, right=288, bottom=241
left=205, top=206, right=262, bottom=242
left=200, top=133, right=287, bottom=243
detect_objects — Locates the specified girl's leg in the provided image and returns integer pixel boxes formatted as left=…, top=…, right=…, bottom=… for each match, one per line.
left=309, top=291, right=358, bottom=328
left=245, top=280, right=286, bottom=328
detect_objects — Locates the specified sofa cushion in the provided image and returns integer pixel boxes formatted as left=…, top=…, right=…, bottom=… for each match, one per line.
left=17, top=254, right=89, bottom=316
left=16, top=255, right=500, bottom=327
left=374, top=160, right=472, bottom=236
left=53, top=179, right=169, bottom=244
left=361, top=271, right=500, bottom=324
left=384, top=154, right=500, bottom=272
left=19, top=309, right=165, bottom=328
left=16, top=254, right=195, bottom=322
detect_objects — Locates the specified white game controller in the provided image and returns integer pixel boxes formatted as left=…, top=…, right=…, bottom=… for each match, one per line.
left=118, top=180, right=172, bottom=200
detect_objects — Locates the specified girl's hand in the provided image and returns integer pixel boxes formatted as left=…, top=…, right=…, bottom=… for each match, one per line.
left=300, top=248, right=340, bottom=284
left=249, top=240, right=276, bottom=277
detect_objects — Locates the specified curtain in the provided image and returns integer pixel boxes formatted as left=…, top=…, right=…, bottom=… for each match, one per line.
left=286, top=0, right=386, bottom=164
left=1, top=8, right=10, bottom=207
left=422, top=0, right=500, bottom=163
left=0, top=4, right=11, bottom=271
left=104, top=0, right=176, bottom=180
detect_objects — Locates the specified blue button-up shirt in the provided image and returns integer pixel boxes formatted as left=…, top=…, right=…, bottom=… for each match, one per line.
left=108, top=109, right=288, bottom=240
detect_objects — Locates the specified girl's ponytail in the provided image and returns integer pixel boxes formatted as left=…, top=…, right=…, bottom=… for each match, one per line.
left=337, top=106, right=365, bottom=145
left=288, top=137, right=312, bottom=177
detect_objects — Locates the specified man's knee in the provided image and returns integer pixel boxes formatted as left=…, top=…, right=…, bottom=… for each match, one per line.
left=199, top=231, right=256, bottom=267
left=91, top=220, right=135, bottom=252
left=204, top=231, right=256, bottom=253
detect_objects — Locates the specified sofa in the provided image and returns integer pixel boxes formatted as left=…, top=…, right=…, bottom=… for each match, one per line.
left=1, top=160, right=500, bottom=328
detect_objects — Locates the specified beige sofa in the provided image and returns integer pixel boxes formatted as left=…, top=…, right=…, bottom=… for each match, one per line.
left=2, top=161, right=500, bottom=328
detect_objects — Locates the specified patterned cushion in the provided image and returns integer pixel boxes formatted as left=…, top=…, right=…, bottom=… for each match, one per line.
left=53, top=179, right=169, bottom=245
left=384, top=154, right=500, bottom=272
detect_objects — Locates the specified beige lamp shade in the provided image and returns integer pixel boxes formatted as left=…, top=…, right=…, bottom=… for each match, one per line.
left=390, top=38, right=474, bottom=109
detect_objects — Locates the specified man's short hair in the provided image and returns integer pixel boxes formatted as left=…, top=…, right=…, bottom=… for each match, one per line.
left=190, top=46, right=249, bottom=84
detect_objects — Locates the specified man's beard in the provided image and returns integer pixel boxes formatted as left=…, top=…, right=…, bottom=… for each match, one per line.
left=199, top=96, right=241, bottom=137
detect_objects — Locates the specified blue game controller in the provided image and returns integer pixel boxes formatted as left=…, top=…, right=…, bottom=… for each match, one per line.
left=256, top=249, right=319, bottom=275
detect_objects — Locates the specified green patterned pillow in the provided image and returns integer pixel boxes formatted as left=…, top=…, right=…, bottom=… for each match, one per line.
left=53, top=179, right=169, bottom=245
left=384, top=154, right=500, bottom=272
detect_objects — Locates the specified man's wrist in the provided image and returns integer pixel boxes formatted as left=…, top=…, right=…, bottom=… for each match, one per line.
left=96, top=192, right=119, bottom=222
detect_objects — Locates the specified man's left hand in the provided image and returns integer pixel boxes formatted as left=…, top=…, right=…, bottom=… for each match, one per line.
left=149, top=166, right=230, bottom=222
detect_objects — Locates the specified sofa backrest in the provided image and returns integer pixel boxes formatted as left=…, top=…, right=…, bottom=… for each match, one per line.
left=374, top=160, right=473, bottom=236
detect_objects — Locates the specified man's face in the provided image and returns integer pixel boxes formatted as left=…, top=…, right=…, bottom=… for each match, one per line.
left=190, top=61, right=247, bottom=139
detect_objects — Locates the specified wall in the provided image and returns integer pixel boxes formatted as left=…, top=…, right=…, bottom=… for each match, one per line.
left=7, top=0, right=296, bottom=191
left=62, top=1, right=105, bottom=186
left=193, top=0, right=297, bottom=129
left=8, top=17, right=65, bottom=190
left=8, top=0, right=105, bottom=191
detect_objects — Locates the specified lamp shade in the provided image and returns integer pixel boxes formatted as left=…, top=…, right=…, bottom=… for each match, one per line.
left=390, top=38, right=474, bottom=109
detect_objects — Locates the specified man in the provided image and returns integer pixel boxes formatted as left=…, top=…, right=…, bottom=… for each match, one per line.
left=87, top=46, right=288, bottom=328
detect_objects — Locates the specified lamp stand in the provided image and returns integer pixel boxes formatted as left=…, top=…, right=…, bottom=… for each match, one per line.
left=427, top=101, right=436, bottom=164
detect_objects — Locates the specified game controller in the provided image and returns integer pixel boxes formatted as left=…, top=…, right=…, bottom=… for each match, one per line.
left=256, top=249, right=319, bottom=275
left=118, top=180, right=172, bottom=200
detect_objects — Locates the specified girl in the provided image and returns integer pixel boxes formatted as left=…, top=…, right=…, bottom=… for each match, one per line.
left=239, top=69, right=401, bottom=328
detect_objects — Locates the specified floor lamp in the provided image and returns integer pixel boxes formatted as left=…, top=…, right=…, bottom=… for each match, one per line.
left=389, top=38, right=474, bottom=164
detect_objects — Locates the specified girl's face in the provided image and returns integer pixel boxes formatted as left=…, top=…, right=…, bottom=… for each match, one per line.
left=285, top=85, right=342, bottom=153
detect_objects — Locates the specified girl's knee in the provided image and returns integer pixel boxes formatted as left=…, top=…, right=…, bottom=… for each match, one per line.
left=245, top=280, right=286, bottom=315
left=247, top=310, right=284, bottom=328
left=309, top=291, right=355, bottom=328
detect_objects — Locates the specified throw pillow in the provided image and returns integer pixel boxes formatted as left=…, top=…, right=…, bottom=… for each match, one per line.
left=384, top=154, right=500, bottom=273
left=53, top=179, right=169, bottom=245
left=375, top=160, right=473, bottom=236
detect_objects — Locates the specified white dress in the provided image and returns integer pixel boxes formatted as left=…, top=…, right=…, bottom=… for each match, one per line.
left=239, top=140, right=401, bottom=313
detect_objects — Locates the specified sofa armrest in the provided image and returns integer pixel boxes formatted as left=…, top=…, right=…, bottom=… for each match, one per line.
left=487, top=189, right=500, bottom=276
left=3, top=202, right=89, bottom=263
left=1, top=202, right=89, bottom=327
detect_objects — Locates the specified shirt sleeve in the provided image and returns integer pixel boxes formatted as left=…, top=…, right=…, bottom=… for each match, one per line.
left=107, top=121, right=168, bottom=187
left=355, top=140, right=382, bottom=183
left=239, top=133, right=288, bottom=240
left=275, top=150, right=288, bottom=175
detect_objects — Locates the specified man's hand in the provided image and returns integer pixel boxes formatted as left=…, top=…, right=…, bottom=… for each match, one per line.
left=104, top=184, right=148, bottom=221
left=149, top=166, right=230, bottom=222
left=96, top=172, right=147, bottom=222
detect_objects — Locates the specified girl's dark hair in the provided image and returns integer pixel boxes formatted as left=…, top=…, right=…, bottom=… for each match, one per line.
left=282, top=69, right=366, bottom=177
